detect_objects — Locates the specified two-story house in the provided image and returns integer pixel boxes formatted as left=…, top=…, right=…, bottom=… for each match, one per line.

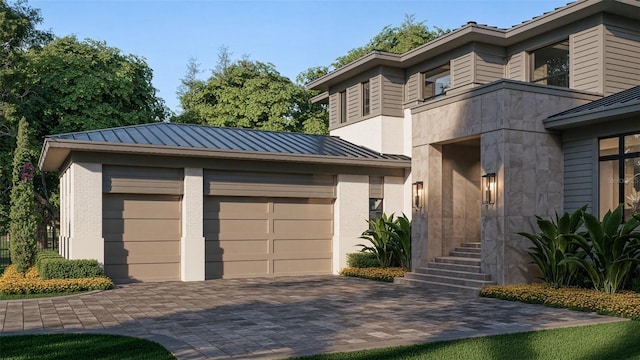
left=307, top=0, right=640, bottom=290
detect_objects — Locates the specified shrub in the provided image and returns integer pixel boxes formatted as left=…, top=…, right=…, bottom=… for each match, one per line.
left=340, top=267, right=406, bottom=282
left=37, top=259, right=104, bottom=280
left=346, top=252, right=379, bottom=268
left=35, top=250, right=63, bottom=263
left=358, top=213, right=412, bottom=269
left=517, top=205, right=586, bottom=288
left=9, top=118, right=39, bottom=273
left=480, top=283, right=640, bottom=320
left=0, top=265, right=113, bottom=295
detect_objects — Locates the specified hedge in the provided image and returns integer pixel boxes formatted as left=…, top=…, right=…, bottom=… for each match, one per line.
left=480, top=283, right=640, bottom=320
left=0, top=265, right=113, bottom=295
left=346, top=252, right=380, bottom=268
left=340, top=267, right=406, bottom=282
left=35, top=251, right=105, bottom=280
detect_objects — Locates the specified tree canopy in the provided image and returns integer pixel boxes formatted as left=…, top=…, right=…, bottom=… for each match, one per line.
left=174, top=51, right=327, bottom=134
left=0, top=1, right=167, bottom=235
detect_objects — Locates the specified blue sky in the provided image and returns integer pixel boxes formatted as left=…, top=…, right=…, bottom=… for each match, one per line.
left=30, top=0, right=570, bottom=113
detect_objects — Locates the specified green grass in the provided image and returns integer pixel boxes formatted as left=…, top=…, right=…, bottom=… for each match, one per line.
left=0, top=290, right=90, bottom=300
left=295, top=321, right=640, bottom=360
left=0, top=334, right=175, bottom=360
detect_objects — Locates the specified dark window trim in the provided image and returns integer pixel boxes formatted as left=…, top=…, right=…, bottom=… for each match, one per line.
left=598, top=132, right=640, bottom=219
left=421, top=65, right=450, bottom=100
left=362, top=81, right=370, bottom=116
left=529, top=39, right=570, bottom=88
left=339, top=90, right=347, bottom=124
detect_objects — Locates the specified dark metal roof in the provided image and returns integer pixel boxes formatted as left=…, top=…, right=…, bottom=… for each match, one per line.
left=48, top=122, right=410, bottom=161
left=548, top=85, right=640, bottom=119
left=544, top=84, right=640, bottom=129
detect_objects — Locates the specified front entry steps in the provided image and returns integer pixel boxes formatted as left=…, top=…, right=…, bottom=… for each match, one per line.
left=395, top=242, right=496, bottom=295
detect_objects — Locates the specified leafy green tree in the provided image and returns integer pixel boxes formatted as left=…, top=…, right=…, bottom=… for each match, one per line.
left=9, top=118, right=38, bottom=273
left=332, top=15, right=449, bottom=69
left=0, top=0, right=52, bottom=233
left=175, top=50, right=327, bottom=133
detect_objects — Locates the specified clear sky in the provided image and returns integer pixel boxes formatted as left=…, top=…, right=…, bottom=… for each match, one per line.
left=30, top=0, right=570, bottom=113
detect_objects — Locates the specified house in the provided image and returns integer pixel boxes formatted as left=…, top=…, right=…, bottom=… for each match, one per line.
left=38, top=0, right=639, bottom=289
left=305, top=0, right=640, bottom=289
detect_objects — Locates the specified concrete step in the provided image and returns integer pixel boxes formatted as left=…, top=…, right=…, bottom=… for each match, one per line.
left=394, top=277, right=482, bottom=296
left=424, top=262, right=482, bottom=273
left=453, top=246, right=481, bottom=254
left=434, top=256, right=481, bottom=266
left=460, top=242, right=482, bottom=249
left=404, top=272, right=496, bottom=288
left=414, top=267, right=491, bottom=281
left=449, top=251, right=481, bottom=259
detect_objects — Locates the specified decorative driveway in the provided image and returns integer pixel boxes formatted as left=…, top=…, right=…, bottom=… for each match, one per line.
left=0, top=276, right=626, bottom=359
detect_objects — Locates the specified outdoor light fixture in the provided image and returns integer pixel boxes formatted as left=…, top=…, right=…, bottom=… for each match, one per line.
left=412, top=181, right=424, bottom=210
left=482, top=173, right=496, bottom=205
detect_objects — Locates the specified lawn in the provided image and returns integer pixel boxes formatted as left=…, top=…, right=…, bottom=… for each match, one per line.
left=0, top=290, right=89, bottom=300
left=296, top=321, right=640, bottom=360
left=0, top=334, right=176, bottom=360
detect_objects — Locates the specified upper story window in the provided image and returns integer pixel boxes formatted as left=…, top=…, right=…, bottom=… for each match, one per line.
left=362, top=81, right=370, bottom=116
left=339, top=90, right=347, bottom=123
left=599, top=133, right=640, bottom=220
left=530, top=40, right=569, bottom=88
left=422, top=65, right=451, bottom=99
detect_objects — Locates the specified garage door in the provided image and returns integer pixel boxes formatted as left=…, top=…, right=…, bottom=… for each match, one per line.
left=103, top=194, right=181, bottom=282
left=204, top=197, right=333, bottom=278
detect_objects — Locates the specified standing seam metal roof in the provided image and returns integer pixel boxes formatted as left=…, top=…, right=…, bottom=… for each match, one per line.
left=547, top=84, right=640, bottom=119
left=47, top=122, right=410, bottom=161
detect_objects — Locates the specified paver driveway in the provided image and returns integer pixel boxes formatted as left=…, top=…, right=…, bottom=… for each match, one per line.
left=0, top=276, right=625, bottom=359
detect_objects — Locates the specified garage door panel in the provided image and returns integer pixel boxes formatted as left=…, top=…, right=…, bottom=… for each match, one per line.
left=205, top=219, right=268, bottom=235
left=204, top=197, right=268, bottom=217
left=106, top=263, right=179, bottom=282
left=103, top=195, right=180, bottom=219
left=273, top=259, right=331, bottom=274
left=105, top=241, right=179, bottom=259
left=273, top=219, right=333, bottom=234
left=206, top=260, right=268, bottom=278
left=205, top=240, right=268, bottom=256
left=273, top=239, right=331, bottom=253
left=273, top=200, right=333, bottom=219
left=103, top=219, right=180, bottom=241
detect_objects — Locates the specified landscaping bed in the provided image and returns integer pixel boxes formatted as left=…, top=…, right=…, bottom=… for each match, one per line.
left=340, top=267, right=406, bottom=282
left=480, top=283, right=640, bottom=320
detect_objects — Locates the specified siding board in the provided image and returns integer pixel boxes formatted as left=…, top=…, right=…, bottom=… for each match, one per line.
left=405, top=73, right=420, bottom=103
left=370, top=74, right=382, bottom=115
left=475, top=53, right=505, bottom=84
left=570, top=25, right=603, bottom=94
left=563, top=138, right=595, bottom=214
left=382, top=74, right=404, bottom=116
left=103, top=166, right=183, bottom=195
left=451, top=53, right=473, bottom=89
left=347, top=84, right=360, bottom=122
left=507, top=52, right=525, bottom=81
left=329, top=93, right=338, bottom=128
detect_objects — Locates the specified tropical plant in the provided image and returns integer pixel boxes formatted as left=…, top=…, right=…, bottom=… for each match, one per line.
left=357, top=213, right=412, bottom=269
left=517, top=205, right=587, bottom=288
left=388, top=214, right=412, bottom=270
left=562, top=205, right=640, bottom=294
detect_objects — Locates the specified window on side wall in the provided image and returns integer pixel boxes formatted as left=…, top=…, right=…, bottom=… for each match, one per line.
left=339, top=90, right=347, bottom=123
left=421, top=65, right=450, bottom=99
left=599, top=133, right=640, bottom=220
left=530, top=40, right=569, bottom=88
left=362, top=81, right=370, bottom=116
left=369, top=176, right=384, bottom=222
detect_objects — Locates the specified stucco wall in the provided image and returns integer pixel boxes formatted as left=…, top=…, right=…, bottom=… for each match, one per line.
left=330, top=115, right=410, bottom=156
left=181, top=167, right=205, bottom=281
left=67, top=162, right=104, bottom=264
left=333, top=174, right=369, bottom=273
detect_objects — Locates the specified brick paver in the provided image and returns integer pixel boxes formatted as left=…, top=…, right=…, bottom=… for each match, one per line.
left=0, top=276, right=626, bottom=359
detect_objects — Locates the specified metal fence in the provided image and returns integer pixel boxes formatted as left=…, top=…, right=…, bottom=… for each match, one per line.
left=0, top=234, right=9, bottom=274
left=0, top=228, right=59, bottom=274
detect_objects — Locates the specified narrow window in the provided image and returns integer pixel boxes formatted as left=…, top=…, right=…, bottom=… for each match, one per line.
left=530, top=40, right=569, bottom=87
left=339, top=90, right=347, bottom=124
left=362, top=81, right=370, bottom=116
left=599, top=133, right=640, bottom=220
left=422, top=65, right=450, bottom=99
left=369, top=176, right=384, bottom=222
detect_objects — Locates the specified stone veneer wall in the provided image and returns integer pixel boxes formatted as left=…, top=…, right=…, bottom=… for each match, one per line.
left=411, top=81, right=601, bottom=284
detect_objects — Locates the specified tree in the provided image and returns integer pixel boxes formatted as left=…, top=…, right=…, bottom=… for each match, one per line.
left=332, top=15, right=449, bottom=69
left=175, top=51, right=326, bottom=133
left=0, top=0, right=52, bottom=233
left=9, top=118, right=38, bottom=273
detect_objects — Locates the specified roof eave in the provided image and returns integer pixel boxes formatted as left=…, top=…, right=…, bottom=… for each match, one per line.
left=544, top=103, right=640, bottom=130
left=39, top=139, right=411, bottom=172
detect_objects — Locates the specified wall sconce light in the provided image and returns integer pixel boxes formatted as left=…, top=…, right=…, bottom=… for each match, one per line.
left=412, top=181, right=424, bottom=210
left=482, top=173, right=496, bottom=205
